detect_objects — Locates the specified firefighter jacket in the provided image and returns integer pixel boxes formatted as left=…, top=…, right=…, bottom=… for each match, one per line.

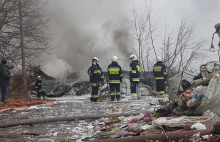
left=130, top=61, right=141, bottom=83
left=35, top=80, right=45, bottom=93
left=153, top=61, right=167, bottom=80
left=87, top=64, right=104, bottom=86
left=107, top=62, right=122, bottom=84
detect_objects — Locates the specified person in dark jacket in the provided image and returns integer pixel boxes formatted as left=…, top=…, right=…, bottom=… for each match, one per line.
left=0, top=59, right=12, bottom=104
left=129, top=54, right=141, bottom=99
left=107, top=56, right=122, bottom=101
left=153, top=57, right=167, bottom=95
left=35, top=76, right=46, bottom=100
left=87, top=57, right=104, bottom=102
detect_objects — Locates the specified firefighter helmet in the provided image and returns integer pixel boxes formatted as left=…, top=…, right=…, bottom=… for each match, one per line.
left=92, top=57, right=99, bottom=62
left=111, top=56, right=118, bottom=62
left=157, top=56, right=162, bottom=61
left=130, top=54, right=137, bottom=61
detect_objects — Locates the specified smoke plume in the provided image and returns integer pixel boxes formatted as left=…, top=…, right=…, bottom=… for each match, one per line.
left=45, top=0, right=134, bottom=79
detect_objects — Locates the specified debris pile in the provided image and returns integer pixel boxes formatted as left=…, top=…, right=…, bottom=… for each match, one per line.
left=62, top=110, right=215, bottom=142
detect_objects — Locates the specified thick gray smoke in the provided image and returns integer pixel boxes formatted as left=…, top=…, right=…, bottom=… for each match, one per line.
left=45, top=0, right=134, bottom=79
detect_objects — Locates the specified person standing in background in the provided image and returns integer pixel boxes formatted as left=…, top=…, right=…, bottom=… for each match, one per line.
left=87, top=57, right=104, bottom=102
left=107, top=56, right=122, bottom=101
left=129, top=54, right=141, bottom=100
left=153, top=57, right=167, bottom=95
left=0, top=59, right=12, bottom=105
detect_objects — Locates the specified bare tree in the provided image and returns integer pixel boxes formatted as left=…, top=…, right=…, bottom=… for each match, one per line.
left=130, top=0, right=205, bottom=78
left=0, top=0, right=51, bottom=93
left=162, top=18, right=205, bottom=77
left=0, top=0, right=51, bottom=65
left=129, top=0, right=155, bottom=72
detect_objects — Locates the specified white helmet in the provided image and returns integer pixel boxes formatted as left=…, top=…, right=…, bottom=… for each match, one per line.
left=92, top=57, right=99, bottom=62
left=111, top=55, right=118, bottom=62
left=157, top=56, right=162, bottom=62
left=130, top=54, right=137, bottom=61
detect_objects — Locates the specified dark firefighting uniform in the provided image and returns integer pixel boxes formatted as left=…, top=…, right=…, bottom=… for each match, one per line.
left=130, top=60, right=141, bottom=98
left=87, top=64, right=104, bottom=102
left=35, top=80, right=46, bottom=99
left=107, top=61, right=122, bottom=101
left=153, top=61, right=167, bottom=95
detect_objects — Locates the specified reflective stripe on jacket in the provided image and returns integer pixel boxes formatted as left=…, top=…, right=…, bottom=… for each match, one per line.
left=130, top=61, right=140, bottom=83
left=87, top=64, right=104, bottom=85
left=153, top=61, right=167, bottom=80
left=107, top=62, right=122, bottom=84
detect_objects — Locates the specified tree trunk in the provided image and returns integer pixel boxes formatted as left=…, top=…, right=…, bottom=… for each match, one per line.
left=19, top=0, right=27, bottom=90
left=0, top=112, right=141, bottom=128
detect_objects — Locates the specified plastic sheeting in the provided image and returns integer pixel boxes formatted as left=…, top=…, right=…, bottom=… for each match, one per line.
left=168, top=71, right=196, bottom=101
left=196, top=74, right=220, bottom=116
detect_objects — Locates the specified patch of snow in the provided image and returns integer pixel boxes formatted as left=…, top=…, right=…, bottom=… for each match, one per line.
left=28, top=106, right=39, bottom=110
left=140, top=124, right=155, bottom=130
left=191, top=123, right=206, bottom=130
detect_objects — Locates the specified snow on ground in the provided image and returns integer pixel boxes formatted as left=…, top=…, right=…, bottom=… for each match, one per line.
left=0, top=94, right=167, bottom=142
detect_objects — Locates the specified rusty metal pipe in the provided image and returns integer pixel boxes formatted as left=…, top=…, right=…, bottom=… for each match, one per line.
left=96, top=129, right=210, bottom=142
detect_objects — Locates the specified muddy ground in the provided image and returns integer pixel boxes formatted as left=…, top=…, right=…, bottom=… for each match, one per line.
left=0, top=94, right=164, bottom=142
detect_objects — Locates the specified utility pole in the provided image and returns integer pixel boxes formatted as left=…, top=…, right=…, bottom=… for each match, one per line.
left=19, top=0, right=27, bottom=89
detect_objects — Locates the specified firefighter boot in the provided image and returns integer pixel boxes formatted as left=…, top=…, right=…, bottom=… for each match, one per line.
left=110, top=93, right=115, bottom=101
left=116, top=92, right=120, bottom=101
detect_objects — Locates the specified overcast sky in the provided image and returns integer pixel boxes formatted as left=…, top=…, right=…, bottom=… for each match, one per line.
left=44, top=0, right=220, bottom=78
left=137, top=0, right=220, bottom=63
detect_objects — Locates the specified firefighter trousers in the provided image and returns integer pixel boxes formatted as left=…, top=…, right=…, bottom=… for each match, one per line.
left=130, top=82, right=140, bottom=99
left=91, top=86, right=99, bottom=102
left=37, top=91, right=46, bottom=99
left=109, top=84, right=120, bottom=101
left=155, top=80, right=165, bottom=95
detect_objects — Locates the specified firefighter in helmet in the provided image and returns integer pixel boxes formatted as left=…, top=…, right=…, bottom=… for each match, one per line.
left=107, top=56, right=123, bottom=101
left=129, top=54, right=141, bottom=99
left=153, top=56, right=167, bottom=95
left=35, top=76, right=46, bottom=100
left=87, top=57, right=104, bottom=102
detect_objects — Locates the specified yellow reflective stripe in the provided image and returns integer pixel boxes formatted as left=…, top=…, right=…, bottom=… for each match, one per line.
left=155, top=77, right=164, bottom=80
left=108, top=67, right=120, bottom=74
left=137, top=65, right=141, bottom=72
left=153, top=66, right=162, bottom=72
left=132, top=93, right=137, bottom=97
left=163, top=72, right=167, bottom=75
left=132, top=78, right=140, bottom=81
left=159, top=91, right=165, bottom=95
left=120, top=74, right=123, bottom=77
left=90, top=83, right=97, bottom=86
left=92, top=95, right=99, bottom=98
left=110, top=92, right=115, bottom=96
left=94, top=70, right=101, bottom=74
left=88, top=70, right=92, bottom=75
left=108, top=67, right=120, bottom=71
left=101, top=75, right=104, bottom=78
left=116, top=92, right=121, bottom=95
left=131, top=70, right=136, bottom=73
left=109, top=80, right=120, bottom=83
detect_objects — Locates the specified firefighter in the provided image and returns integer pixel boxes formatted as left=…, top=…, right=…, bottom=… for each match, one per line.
left=107, top=56, right=122, bottom=101
left=87, top=57, right=104, bottom=102
left=153, top=56, right=167, bottom=95
left=129, top=54, right=141, bottom=99
left=35, top=76, right=46, bottom=100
